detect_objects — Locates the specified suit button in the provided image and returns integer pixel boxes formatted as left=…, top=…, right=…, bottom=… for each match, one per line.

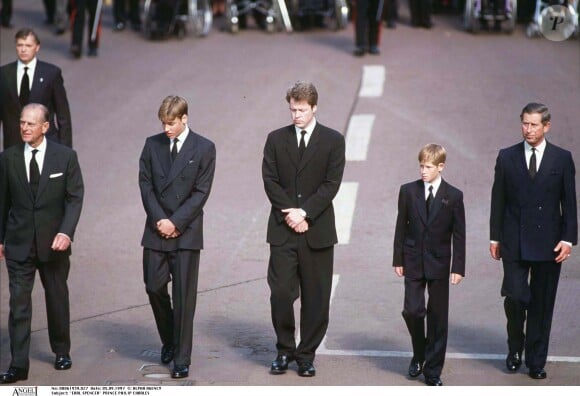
left=538, top=206, right=542, bottom=210
left=297, top=194, right=302, bottom=198
left=176, top=194, right=180, bottom=200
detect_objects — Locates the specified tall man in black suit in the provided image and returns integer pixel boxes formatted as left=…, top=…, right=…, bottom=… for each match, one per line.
left=393, top=143, right=465, bottom=386
left=262, top=81, right=345, bottom=377
left=490, top=102, right=577, bottom=380
left=139, top=95, right=216, bottom=379
left=0, top=103, right=84, bottom=384
left=0, top=28, right=72, bottom=151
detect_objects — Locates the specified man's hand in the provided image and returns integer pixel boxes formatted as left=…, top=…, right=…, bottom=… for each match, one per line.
left=451, top=273, right=463, bottom=285
left=490, top=242, right=501, bottom=260
left=394, top=266, right=404, bottom=277
left=282, top=208, right=306, bottom=229
left=554, top=241, right=572, bottom=263
left=0, top=244, right=4, bottom=259
left=293, top=220, right=309, bottom=233
left=157, top=219, right=178, bottom=239
left=51, top=233, right=71, bottom=251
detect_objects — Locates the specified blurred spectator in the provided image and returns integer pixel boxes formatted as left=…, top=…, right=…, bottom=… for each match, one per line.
left=70, top=0, right=102, bottom=58
left=1, top=0, right=11, bottom=28
left=113, top=0, right=141, bottom=31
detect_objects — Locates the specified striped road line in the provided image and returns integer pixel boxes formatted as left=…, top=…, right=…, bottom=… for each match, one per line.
left=345, top=114, right=375, bottom=161
left=358, top=65, right=386, bottom=98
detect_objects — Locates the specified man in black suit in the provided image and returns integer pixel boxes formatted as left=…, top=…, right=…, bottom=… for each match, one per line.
left=490, top=102, right=577, bottom=380
left=262, top=81, right=345, bottom=377
left=139, top=95, right=216, bottom=379
left=353, top=0, right=383, bottom=56
left=393, top=143, right=465, bottom=386
left=410, top=0, right=433, bottom=28
left=0, top=28, right=72, bottom=151
left=0, top=103, right=84, bottom=384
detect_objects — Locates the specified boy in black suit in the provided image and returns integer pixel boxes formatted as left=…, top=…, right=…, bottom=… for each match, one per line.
left=393, top=143, right=465, bottom=386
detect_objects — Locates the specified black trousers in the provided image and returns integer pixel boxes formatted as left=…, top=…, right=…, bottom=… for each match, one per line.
left=143, top=248, right=200, bottom=366
left=268, top=234, right=334, bottom=363
left=355, top=0, right=381, bottom=48
left=502, top=258, right=561, bottom=369
left=113, top=0, right=140, bottom=25
left=6, top=253, right=71, bottom=370
left=1, top=0, right=12, bottom=25
left=409, top=0, right=431, bottom=26
left=402, top=276, right=449, bottom=377
left=70, top=0, right=101, bottom=50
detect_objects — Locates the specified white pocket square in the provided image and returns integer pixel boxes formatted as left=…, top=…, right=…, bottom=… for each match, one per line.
left=49, top=172, right=63, bottom=178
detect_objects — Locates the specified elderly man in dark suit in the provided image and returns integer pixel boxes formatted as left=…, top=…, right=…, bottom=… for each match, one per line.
left=393, top=143, right=465, bottom=386
left=0, top=103, right=84, bottom=384
left=262, top=81, right=345, bottom=377
left=139, top=95, right=216, bottom=380
left=0, top=28, right=72, bottom=151
left=490, top=102, right=577, bottom=380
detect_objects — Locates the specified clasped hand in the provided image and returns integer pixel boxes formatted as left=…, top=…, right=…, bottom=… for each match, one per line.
left=157, top=219, right=181, bottom=239
left=282, top=208, right=308, bottom=234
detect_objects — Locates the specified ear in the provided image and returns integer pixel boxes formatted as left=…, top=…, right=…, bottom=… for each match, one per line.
left=312, top=105, right=317, bottom=114
left=438, top=163, right=445, bottom=172
left=181, top=114, right=188, bottom=125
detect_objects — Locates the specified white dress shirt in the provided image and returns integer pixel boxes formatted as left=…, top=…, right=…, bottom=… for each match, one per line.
left=24, top=137, right=46, bottom=181
left=524, top=139, right=546, bottom=172
left=424, top=176, right=442, bottom=200
left=170, top=126, right=189, bottom=154
left=294, top=118, right=316, bottom=147
left=17, top=57, right=37, bottom=96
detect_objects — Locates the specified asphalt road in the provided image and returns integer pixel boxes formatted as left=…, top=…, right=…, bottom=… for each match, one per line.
left=1, top=0, right=579, bottom=389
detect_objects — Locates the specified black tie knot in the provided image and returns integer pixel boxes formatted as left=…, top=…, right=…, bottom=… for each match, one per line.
left=171, top=138, right=179, bottom=162
left=529, top=147, right=537, bottom=179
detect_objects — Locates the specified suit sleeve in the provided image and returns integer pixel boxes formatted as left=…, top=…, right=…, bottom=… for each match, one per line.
left=561, top=151, right=578, bottom=245
left=490, top=151, right=505, bottom=242
left=262, top=135, right=297, bottom=223
left=451, top=190, right=466, bottom=276
left=52, top=68, right=73, bottom=148
left=169, top=142, right=216, bottom=233
left=301, top=133, right=346, bottom=221
left=59, top=150, right=84, bottom=239
left=139, top=140, right=169, bottom=229
left=392, top=185, right=407, bottom=267
left=0, top=153, right=10, bottom=243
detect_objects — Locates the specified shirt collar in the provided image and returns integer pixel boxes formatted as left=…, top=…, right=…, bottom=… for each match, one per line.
left=294, top=118, right=317, bottom=136
left=424, top=176, right=442, bottom=192
left=18, top=57, right=37, bottom=71
left=174, top=126, right=189, bottom=143
left=25, top=136, right=47, bottom=153
left=524, top=139, right=546, bottom=154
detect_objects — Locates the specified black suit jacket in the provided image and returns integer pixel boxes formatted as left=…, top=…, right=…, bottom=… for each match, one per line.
left=393, top=179, right=466, bottom=280
left=262, top=122, right=345, bottom=249
left=0, top=60, right=72, bottom=149
left=490, top=140, right=577, bottom=261
left=139, top=129, right=216, bottom=252
left=0, top=140, right=84, bottom=262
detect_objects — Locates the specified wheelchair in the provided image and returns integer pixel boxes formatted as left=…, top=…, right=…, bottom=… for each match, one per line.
left=464, top=0, right=517, bottom=33
left=142, top=0, right=213, bottom=39
left=286, top=0, right=349, bottom=30
left=223, top=0, right=282, bottom=33
left=525, top=0, right=578, bottom=37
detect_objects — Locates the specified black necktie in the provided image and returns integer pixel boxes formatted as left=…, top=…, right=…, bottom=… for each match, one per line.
left=20, top=66, right=30, bottom=107
left=30, top=149, right=40, bottom=197
left=171, top=138, right=179, bottom=163
left=528, top=147, right=537, bottom=179
left=426, top=185, right=434, bottom=217
left=298, top=130, right=306, bottom=159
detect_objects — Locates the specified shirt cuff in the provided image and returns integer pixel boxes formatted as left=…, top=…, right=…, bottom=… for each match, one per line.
left=57, top=233, right=71, bottom=242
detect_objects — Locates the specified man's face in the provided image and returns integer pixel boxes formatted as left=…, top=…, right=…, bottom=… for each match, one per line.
left=420, top=161, right=444, bottom=183
left=521, top=112, right=549, bottom=147
left=20, top=107, right=49, bottom=147
left=16, top=34, right=40, bottom=64
left=289, top=98, right=316, bottom=129
left=161, top=114, right=187, bottom=140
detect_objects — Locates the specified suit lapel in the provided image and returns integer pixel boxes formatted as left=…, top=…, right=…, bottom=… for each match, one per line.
left=35, top=141, right=57, bottom=201
left=163, top=130, right=196, bottom=191
left=413, top=181, right=428, bottom=225
left=428, top=180, right=448, bottom=224
left=534, top=141, right=555, bottom=182
left=285, top=126, right=300, bottom=170
left=298, top=125, right=320, bottom=174
left=6, top=62, right=19, bottom=105
left=9, top=145, right=33, bottom=200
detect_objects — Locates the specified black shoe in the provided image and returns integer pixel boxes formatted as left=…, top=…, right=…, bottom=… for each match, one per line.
left=353, top=47, right=365, bottom=57
left=297, top=362, right=316, bottom=377
left=386, top=21, right=396, bottom=29
left=408, top=359, right=423, bottom=378
left=131, top=22, right=142, bottom=32
left=369, top=46, right=380, bottom=55
left=270, top=354, right=293, bottom=374
left=87, top=47, right=98, bottom=57
left=54, top=27, right=66, bottom=35
left=161, top=344, right=175, bottom=364
left=424, top=375, right=443, bottom=386
left=528, top=368, right=547, bottom=379
left=54, top=354, right=72, bottom=370
left=1, top=21, right=13, bottom=28
left=114, top=22, right=126, bottom=31
left=0, top=367, right=28, bottom=384
left=171, top=365, right=189, bottom=379
left=505, top=352, right=522, bottom=372
left=70, top=45, right=81, bottom=59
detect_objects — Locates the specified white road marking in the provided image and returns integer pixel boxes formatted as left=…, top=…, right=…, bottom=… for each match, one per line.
left=345, top=114, right=375, bottom=161
left=359, top=65, right=386, bottom=98
left=333, top=182, right=358, bottom=245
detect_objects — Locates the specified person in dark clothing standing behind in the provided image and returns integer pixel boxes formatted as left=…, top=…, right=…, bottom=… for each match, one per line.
left=410, top=0, right=433, bottom=28
left=0, top=28, right=72, bottom=150
left=353, top=0, right=383, bottom=56
left=70, top=0, right=102, bottom=58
